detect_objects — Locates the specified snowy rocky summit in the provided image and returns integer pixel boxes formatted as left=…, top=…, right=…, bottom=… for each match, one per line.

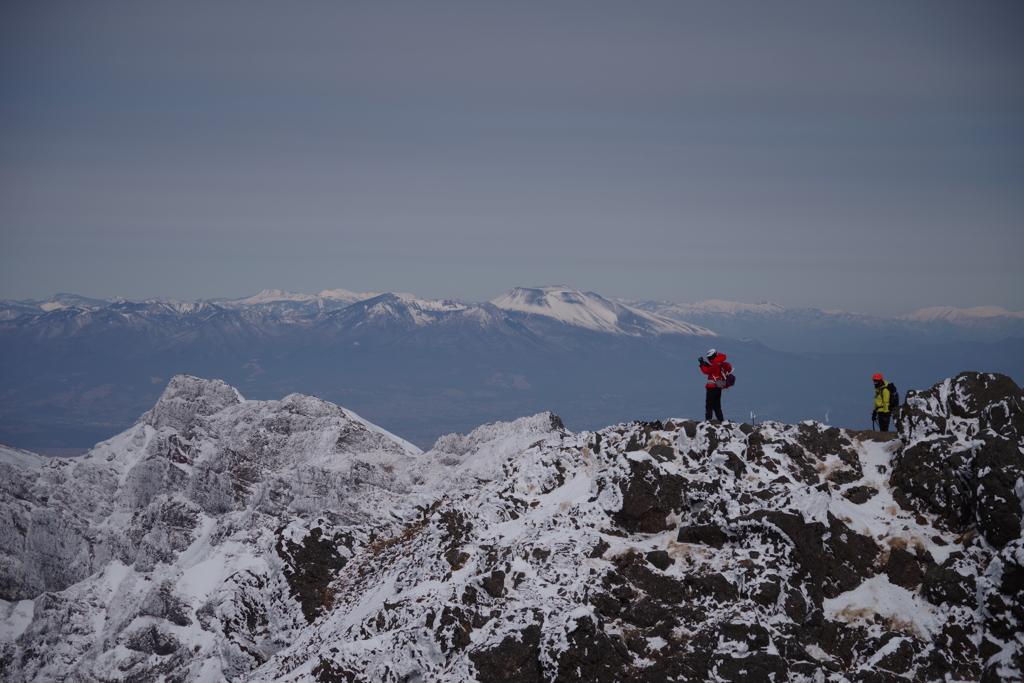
left=2, top=373, right=1024, bottom=682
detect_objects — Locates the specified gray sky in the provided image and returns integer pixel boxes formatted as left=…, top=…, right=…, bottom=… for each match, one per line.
left=2, top=1, right=1022, bottom=314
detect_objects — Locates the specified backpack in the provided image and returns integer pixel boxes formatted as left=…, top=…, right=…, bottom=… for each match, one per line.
left=887, top=382, right=899, bottom=411
left=717, top=364, right=736, bottom=389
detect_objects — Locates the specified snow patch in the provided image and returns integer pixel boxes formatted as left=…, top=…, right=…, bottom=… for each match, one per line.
left=824, top=575, right=940, bottom=638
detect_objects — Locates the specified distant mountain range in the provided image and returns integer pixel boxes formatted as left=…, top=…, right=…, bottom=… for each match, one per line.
left=0, top=286, right=715, bottom=337
left=612, top=298, right=1024, bottom=352
left=7, top=288, right=1020, bottom=351
left=1, top=286, right=1022, bottom=454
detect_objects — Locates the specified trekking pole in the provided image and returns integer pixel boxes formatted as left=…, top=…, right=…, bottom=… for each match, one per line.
left=871, top=413, right=877, bottom=431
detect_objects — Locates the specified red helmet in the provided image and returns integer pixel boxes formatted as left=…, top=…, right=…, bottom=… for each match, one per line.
left=872, top=373, right=884, bottom=381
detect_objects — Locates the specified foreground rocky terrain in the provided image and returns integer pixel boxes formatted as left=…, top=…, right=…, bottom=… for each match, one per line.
left=0, top=372, right=1021, bottom=682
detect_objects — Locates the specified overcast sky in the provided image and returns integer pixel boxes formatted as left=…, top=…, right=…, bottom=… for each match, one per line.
left=1, top=1, right=1022, bottom=314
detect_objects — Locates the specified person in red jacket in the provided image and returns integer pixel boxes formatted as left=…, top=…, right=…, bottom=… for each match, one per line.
left=698, top=349, right=732, bottom=421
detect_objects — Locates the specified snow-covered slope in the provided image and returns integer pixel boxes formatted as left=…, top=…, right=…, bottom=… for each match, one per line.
left=0, top=444, right=46, bottom=469
left=491, top=286, right=716, bottom=336
left=2, top=372, right=1022, bottom=682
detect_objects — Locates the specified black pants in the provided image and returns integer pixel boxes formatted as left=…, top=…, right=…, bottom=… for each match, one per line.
left=877, top=412, right=890, bottom=432
left=705, top=387, right=723, bottom=421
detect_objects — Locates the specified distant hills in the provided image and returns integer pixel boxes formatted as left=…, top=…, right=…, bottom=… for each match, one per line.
left=1, top=286, right=1022, bottom=453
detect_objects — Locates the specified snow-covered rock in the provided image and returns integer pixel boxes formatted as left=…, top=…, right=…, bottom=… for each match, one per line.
left=242, top=375, right=1023, bottom=683
left=1, top=372, right=1022, bottom=682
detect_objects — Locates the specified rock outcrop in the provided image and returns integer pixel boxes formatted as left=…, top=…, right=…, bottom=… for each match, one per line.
left=1, top=372, right=1022, bottom=682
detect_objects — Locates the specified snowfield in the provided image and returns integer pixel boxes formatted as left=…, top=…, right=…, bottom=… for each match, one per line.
left=0, top=372, right=1022, bottom=682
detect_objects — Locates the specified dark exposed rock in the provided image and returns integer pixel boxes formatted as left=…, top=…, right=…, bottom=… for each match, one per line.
left=895, top=372, right=1024, bottom=548
left=844, top=485, right=879, bottom=504
left=645, top=550, right=674, bottom=570
left=688, top=572, right=739, bottom=603
left=738, top=509, right=879, bottom=602
left=589, top=538, right=610, bottom=559
left=890, top=440, right=969, bottom=528
left=922, top=563, right=976, bottom=608
left=797, top=423, right=859, bottom=472
left=676, top=523, right=729, bottom=549
left=647, top=444, right=675, bottom=462
left=749, top=575, right=782, bottom=607
left=827, top=468, right=861, bottom=486
left=613, top=457, right=688, bottom=533
left=972, top=435, right=1024, bottom=548
left=313, top=658, right=359, bottom=683
left=713, top=651, right=790, bottom=682
left=885, top=547, right=924, bottom=589
left=850, top=669, right=914, bottom=683
left=435, top=604, right=474, bottom=652
left=624, top=599, right=672, bottom=628
left=481, top=570, right=506, bottom=598
left=552, top=613, right=632, bottom=682
left=468, top=623, right=543, bottom=683
left=275, top=524, right=350, bottom=624
left=125, top=625, right=182, bottom=656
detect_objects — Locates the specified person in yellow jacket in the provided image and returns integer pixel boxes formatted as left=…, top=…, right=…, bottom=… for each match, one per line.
left=872, top=372, right=894, bottom=432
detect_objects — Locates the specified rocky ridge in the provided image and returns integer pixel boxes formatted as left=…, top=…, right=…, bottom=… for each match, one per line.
left=1, top=372, right=1022, bottom=682
left=0, top=375, right=422, bottom=681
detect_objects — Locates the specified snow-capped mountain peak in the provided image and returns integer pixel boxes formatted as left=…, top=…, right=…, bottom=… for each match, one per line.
left=490, top=286, right=615, bottom=323
left=490, top=285, right=715, bottom=336
left=345, top=293, right=471, bottom=328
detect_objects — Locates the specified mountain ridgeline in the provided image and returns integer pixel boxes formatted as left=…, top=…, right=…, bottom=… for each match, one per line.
left=0, top=372, right=1021, bottom=682
left=1, top=286, right=1022, bottom=452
